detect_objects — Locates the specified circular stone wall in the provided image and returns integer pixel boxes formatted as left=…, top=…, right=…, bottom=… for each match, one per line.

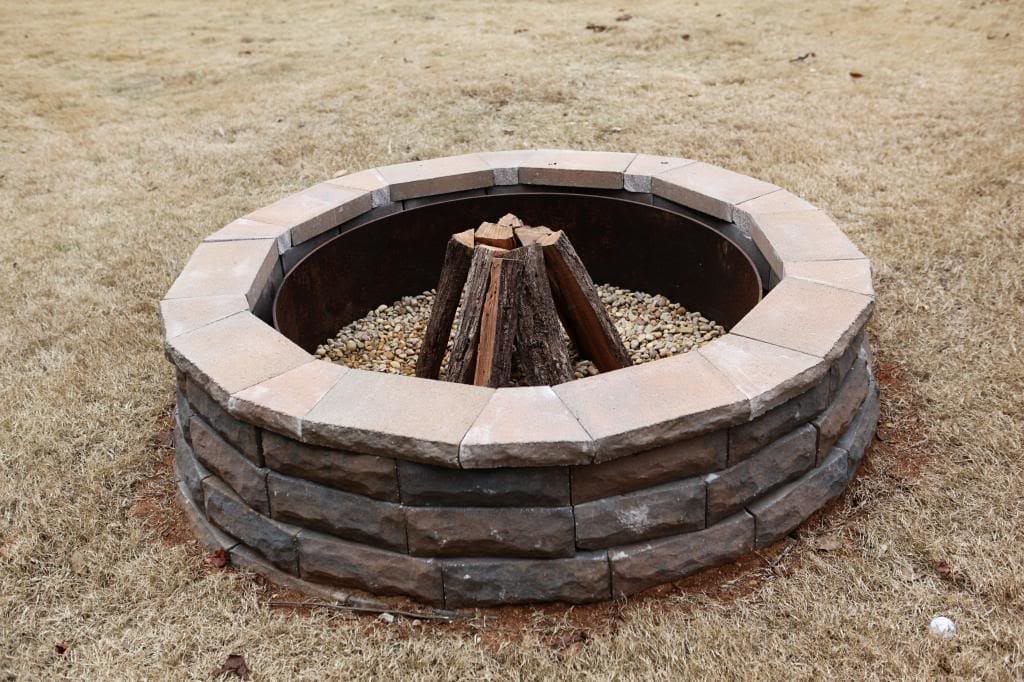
left=162, top=150, right=878, bottom=608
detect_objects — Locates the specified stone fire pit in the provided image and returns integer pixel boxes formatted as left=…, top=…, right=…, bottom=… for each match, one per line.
left=162, top=150, right=878, bottom=608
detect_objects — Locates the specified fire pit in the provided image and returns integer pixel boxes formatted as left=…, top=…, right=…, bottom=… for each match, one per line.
left=162, top=150, right=878, bottom=608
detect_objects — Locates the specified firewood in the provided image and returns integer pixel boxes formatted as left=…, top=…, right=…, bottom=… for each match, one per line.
left=506, top=245, right=574, bottom=385
left=539, top=230, right=632, bottom=372
left=497, top=213, right=524, bottom=229
left=514, top=225, right=553, bottom=247
left=473, top=256, right=524, bottom=387
left=415, top=230, right=475, bottom=379
left=475, top=221, right=516, bottom=249
left=445, top=246, right=503, bottom=383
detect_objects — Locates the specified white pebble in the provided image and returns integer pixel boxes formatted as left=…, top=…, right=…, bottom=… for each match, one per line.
left=928, top=616, right=956, bottom=639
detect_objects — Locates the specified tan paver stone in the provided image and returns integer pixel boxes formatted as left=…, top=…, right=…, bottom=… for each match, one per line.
left=784, top=260, right=874, bottom=296
left=230, top=360, right=349, bottom=439
left=553, top=351, right=749, bottom=461
left=325, top=168, right=390, bottom=207
left=477, top=150, right=538, bottom=185
left=731, top=278, right=874, bottom=362
left=376, top=153, right=494, bottom=201
left=699, top=334, right=827, bottom=418
left=651, top=162, right=778, bottom=221
left=205, top=217, right=293, bottom=254
left=253, top=182, right=373, bottom=246
left=460, top=386, right=594, bottom=468
left=160, top=294, right=249, bottom=340
left=163, top=239, right=278, bottom=306
left=748, top=209, right=866, bottom=275
left=518, top=149, right=636, bottom=189
left=304, top=369, right=493, bottom=466
left=735, top=188, right=816, bottom=216
left=166, top=312, right=311, bottom=405
left=623, top=154, right=695, bottom=193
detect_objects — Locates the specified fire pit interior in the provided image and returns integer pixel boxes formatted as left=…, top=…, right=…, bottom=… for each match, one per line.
left=162, top=151, right=878, bottom=609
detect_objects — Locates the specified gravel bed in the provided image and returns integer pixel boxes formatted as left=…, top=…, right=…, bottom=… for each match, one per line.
left=314, top=284, right=726, bottom=382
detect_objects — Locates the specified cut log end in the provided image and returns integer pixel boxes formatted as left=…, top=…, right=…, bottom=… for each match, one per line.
left=475, top=221, right=516, bottom=250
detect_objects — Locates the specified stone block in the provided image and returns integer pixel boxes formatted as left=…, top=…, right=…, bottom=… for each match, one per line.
left=326, top=168, right=390, bottom=207
left=652, top=162, right=778, bottom=221
left=571, top=431, right=726, bottom=503
left=785, top=260, right=874, bottom=297
left=262, top=431, right=398, bottom=501
left=729, top=379, right=829, bottom=464
left=205, top=217, right=292, bottom=254
left=174, top=423, right=209, bottom=503
left=733, top=188, right=817, bottom=229
left=610, top=512, right=754, bottom=596
left=247, top=182, right=373, bottom=246
left=406, top=507, right=575, bottom=558
left=623, top=154, right=695, bottom=193
left=442, top=552, right=610, bottom=607
left=281, top=226, right=338, bottom=273
left=175, top=482, right=237, bottom=553
left=477, top=150, right=537, bottom=185
left=299, top=529, right=444, bottom=605
left=574, top=477, right=705, bottom=549
left=376, top=154, right=494, bottom=201
left=706, top=424, right=816, bottom=522
left=267, top=473, right=406, bottom=551
left=202, top=476, right=299, bottom=572
left=160, top=294, right=250, bottom=341
left=748, top=448, right=850, bottom=548
left=814, top=358, right=870, bottom=459
left=397, top=460, right=569, bottom=507
left=829, top=332, right=863, bottom=399
left=175, top=388, right=192, bottom=442
left=748, top=210, right=866, bottom=276
left=838, top=378, right=880, bottom=468
left=186, top=378, right=261, bottom=464
left=190, top=416, right=269, bottom=515
left=163, top=239, right=279, bottom=307
left=517, top=149, right=636, bottom=189
left=229, top=360, right=348, bottom=440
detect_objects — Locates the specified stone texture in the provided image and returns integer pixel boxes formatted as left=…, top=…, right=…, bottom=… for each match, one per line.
left=299, top=529, right=444, bottom=605
left=728, top=379, right=829, bottom=464
left=707, top=424, right=816, bottom=522
left=748, top=210, right=866, bottom=275
left=186, top=378, right=261, bottom=464
left=572, top=432, right=727, bottom=503
left=262, top=431, right=398, bottom=502
left=553, top=351, right=749, bottom=461
left=575, top=477, right=706, bottom=549
left=829, top=332, right=863, bottom=399
left=190, top=416, right=269, bottom=515
left=815, top=359, right=871, bottom=459
left=623, top=154, right=695, bottom=193
left=166, top=312, right=311, bottom=405
left=175, top=482, right=237, bottom=553
left=267, top=472, right=406, bottom=551
left=748, top=448, right=850, bottom=548
left=610, top=512, right=755, bottom=596
left=160, top=294, right=250, bottom=340
left=280, top=225, right=339, bottom=272
left=839, top=378, right=880, bottom=469
left=406, top=507, right=575, bottom=558
left=163, top=239, right=279, bottom=307
left=785, top=260, right=874, bottom=297
left=376, top=154, right=494, bottom=201
left=202, top=476, right=299, bottom=572
left=175, top=388, right=192, bottom=442
left=304, top=368, right=493, bottom=467
left=247, top=182, right=373, bottom=246
left=652, top=162, right=778, bottom=221
left=205, top=216, right=292, bottom=254
left=518, top=149, right=636, bottom=189
left=326, top=168, right=390, bottom=207
left=735, top=188, right=817, bottom=217
left=699, top=334, right=827, bottom=419
left=398, top=460, right=569, bottom=507
left=731, top=278, right=874, bottom=362
left=442, top=552, right=610, bottom=607
left=477, top=150, right=537, bottom=185
left=460, top=386, right=593, bottom=467
left=229, top=360, right=347, bottom=440
left=174, top=423, right=209, bottom=503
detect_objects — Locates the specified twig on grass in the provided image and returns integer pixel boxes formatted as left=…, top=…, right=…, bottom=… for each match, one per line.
left=268, top=600, right=460, bottom=622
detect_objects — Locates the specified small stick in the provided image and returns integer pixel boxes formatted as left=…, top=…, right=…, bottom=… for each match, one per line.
left=446, top=246, right=503, bottom=383
left=268, top=600, right=460, bottom=622
left=415, top=229, right=475, bottom=379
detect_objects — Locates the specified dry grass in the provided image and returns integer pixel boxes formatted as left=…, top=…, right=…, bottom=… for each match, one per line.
left=1, top=0, right=1022, bottom=678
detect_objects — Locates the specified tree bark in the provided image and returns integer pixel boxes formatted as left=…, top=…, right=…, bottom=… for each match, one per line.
left=415, top=229, right=475, bottom=379
left=445, top=246, right=501, bottom=383
left=506, top=245, right=574, bottom=385
left=473, top=256, right=524, bottom=387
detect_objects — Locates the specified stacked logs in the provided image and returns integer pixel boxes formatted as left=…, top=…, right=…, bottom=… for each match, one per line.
left=415, top=214, right=632, bottom=388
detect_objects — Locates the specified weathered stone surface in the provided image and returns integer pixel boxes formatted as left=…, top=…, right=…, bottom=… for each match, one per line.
left=518, top=149, right=635, bottom=189
left=398, top=460, right=569, bottom=507
left=299, top=529, right=444, bottom=605
left=190, top=416, right=269, bottom=515
left=572, top=432, right=726, bottom=503
left=829, top=332, right=863, bottom=399
left=175, top=388, right=192, bottom=442
left=623, top=154, right=694, bottom=193
left=747, top=210, right=866, bottom=275
left=652, top=162, right=778, bottom=221
left=477, top=150, right=536, bottom=185
left=160, top=294, right=250, bottom=340
left=748, top=448, right=850, bottom=547
left=610, top=512, right=755, bottom=596
left=326, top=168, right=390, bottom=207
left=205, top=217, right=292, bottom=254
left=734, top=188, right=816, bottom=228
left=175, top=481, right=237, bottom=553
left=230, top=360, right=348, bottom=440
left=202, top=476, right=299, bottom=571
left=728, top=379, right=828, bottom=464
left=247, top=182, right=373, bottom=246
left=814, top=358, right=870, bottom=459
left=575, top=477, right=706, bottom=549
left=785, top=260, right=874, bottom=297
left=376, top=154, right=494, bottom=201
left=460, top=386, right=593, bottom=467
left=406, top=507, right=575, bottom=558
left=267, top=473, right=406, bottom=551
left=263, top=431, right=398, bottom=501
left=707, top=424, right=816, bottom=522
left=163, top=239, right=279, bottom=307
left=442, top=552, right=610, bottom=607
left=174, top=423, right=209, bottom=503
left=838, top=378, right=880, bottom=468
left=186, top=379, right=261, bottom=464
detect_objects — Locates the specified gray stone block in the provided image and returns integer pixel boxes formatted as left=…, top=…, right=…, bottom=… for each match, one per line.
left=397, top=460, right=569, bottom=507
left=729, top=378, right=828, bottom=464
left=174, top=422, right=209, bottom=503
left=190, top=416, right=270, bottom=515
left=202, top=476, right=299, bottom=572
left=263, top=431, right=398, bottom=502
left=175, top=481, right=237, bottom=553
left=707, top=424, right=816, bottom=523
left=610, top=512, right=754, bottom=597
left=442, top=552, right=611, bottom=607
left=267, top=472, right=406, bottom=551
left=839, top=378, right=880, bottom=468
left=406, top=507, right=575, bottom=558
left=829, top=331, right=864, bottom=399
left=814, top=358, right=870, bottom=460
left=175, top=388, right=192, bottom=443
left=186, top=378, right=261, bottom=465
left=574, top=477, right=705, bottom=549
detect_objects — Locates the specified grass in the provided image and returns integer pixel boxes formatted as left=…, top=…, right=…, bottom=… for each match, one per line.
left=1, top=0, right=1022, bottom=678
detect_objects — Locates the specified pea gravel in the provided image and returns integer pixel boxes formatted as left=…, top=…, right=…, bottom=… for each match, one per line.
left=314, top=284, right=726, bottom=382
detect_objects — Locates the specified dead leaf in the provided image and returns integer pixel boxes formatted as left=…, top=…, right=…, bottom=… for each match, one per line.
left=211, top=653, right=251, bottom=680
left=54, top=641, right=70, bottom=656
left=206, top=548, right=229, bottom=568
left=849, top=71, right=864, bottom=79
left=812, top=535, right=843, bottom=552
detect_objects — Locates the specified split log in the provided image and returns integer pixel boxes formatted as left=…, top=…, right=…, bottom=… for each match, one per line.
left=415, top=229, right=475, bottom=379
left=514, top=225, right=553, bottom=247
left=445, top=246, right=503, bottom=383
left=475, top=221, right=516, bottom=250
left=473, top=256, right=524, bottom=387
left=506, top=245, right=574, bottom=386
left=539, top=230, right=632, bottom=372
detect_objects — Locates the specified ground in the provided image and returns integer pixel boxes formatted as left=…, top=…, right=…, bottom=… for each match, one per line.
left=1, top=0, right=1022, bottom=678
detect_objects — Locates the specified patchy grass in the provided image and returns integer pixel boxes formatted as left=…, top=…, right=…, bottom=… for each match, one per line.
left=1, top=0, right=1022, bottom=678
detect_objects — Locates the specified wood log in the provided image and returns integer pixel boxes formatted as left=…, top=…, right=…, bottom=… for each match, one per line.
left=475, top=221, right=516, bottom=249
left=539, top=230, right=632, bottom=372
left=445, top=246, right=503, bottom=383
left=514, top=225, right=553, bottom=247
left=497, top=213, right=524, bottom=229
left=473, top=256, right=524, bottom=387
left=415, top=229, right=475, bottom=379
left=506, top=245, right=574, bottom=386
